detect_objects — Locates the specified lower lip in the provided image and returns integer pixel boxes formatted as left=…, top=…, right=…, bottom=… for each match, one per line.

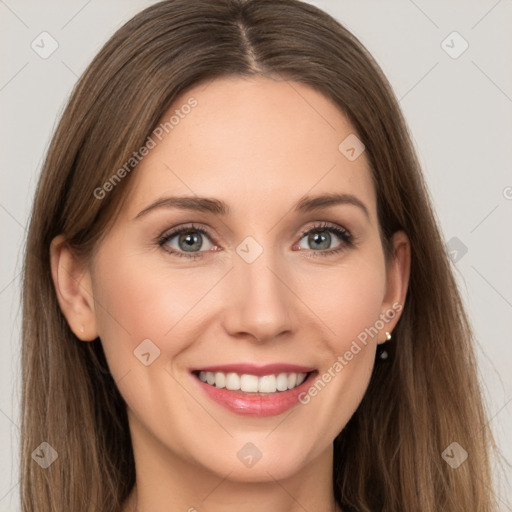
left=192, top=372, right=318, bottom=417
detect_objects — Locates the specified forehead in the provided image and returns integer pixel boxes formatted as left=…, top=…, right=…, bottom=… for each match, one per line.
left=123, top=75, right=376, bottom=221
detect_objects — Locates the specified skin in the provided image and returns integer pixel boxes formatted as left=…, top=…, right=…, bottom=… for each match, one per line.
left=51, top=75, right=410, bottom=512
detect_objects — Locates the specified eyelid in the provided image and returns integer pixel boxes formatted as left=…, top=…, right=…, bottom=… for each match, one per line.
left=297, top=221, right=351, bottom=240
left=157, top=223, right=218, bottom=258
left=294, top=221, right=355, bottom=256
left=157, top=221, right=355, bottom=258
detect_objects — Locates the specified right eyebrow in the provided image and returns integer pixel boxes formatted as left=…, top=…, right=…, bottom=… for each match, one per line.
left=134, top=196, right=229, bottom=220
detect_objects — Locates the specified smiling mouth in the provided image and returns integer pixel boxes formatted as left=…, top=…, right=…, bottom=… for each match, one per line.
left=192, top=370, right=317, bottom=394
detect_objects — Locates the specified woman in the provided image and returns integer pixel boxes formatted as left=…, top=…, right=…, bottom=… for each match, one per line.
left=20, top=0, right=498, bottom=510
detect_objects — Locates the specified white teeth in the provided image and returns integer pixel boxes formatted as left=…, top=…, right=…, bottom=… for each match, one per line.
left=240, top=374, right=259, bottom=392
left=258, top=374, right=276, bottom=393
left=276, top=373, right=288, bottom=391
left=225, top=372, right=240, bottom=390
left=214, top=372, right=226, bottom=388
left=197, top=370, right=309, bottom=393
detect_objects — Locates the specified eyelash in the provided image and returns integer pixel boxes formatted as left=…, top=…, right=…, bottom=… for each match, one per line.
left=157, top=222, right=355, bottom=260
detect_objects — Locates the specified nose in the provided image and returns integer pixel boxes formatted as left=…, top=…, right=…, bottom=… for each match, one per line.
left=221, top=248, right=295, bottom=344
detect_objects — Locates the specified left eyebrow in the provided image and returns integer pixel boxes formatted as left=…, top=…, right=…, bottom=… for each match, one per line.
left=294, top=193, right=370, bottom=220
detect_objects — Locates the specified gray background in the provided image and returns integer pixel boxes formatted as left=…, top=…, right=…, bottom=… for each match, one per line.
left=1, top=0, right=511, bottom=509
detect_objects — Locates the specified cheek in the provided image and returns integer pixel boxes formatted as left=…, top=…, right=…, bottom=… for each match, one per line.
left=89, top=254, right=161, bottom=374
left=293, top=252, right=386, bottom=436
left=86, top=234, right=388, bottom=477
left=92, top=239, right=386, bottom=385
left=90, top=250, right=226, bottom=400
left=89, top=252, right=211, bottom=431
left=303, top=253, right=387, bottom=347
left=92, top=251, right=216, bottom=346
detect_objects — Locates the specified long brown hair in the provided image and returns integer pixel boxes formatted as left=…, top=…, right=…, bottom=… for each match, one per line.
left=20, top=1, right=498, bottom=510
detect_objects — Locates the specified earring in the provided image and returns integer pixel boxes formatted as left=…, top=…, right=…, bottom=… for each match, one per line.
left=377, top=331, right=392, bottom=360
left=80, top=325, right=85, bottom=333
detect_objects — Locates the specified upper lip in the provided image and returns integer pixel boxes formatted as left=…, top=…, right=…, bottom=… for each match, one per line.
left=190, top=363, right=316, bottom=376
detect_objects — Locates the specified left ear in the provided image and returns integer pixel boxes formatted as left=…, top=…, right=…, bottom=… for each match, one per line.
left=377, top=230, right=411, bottom=344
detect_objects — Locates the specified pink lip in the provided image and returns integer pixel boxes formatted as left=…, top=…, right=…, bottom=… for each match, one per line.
left=189, top=363, right=316, bottom=376
left=190, top=366, right=318, bottom=417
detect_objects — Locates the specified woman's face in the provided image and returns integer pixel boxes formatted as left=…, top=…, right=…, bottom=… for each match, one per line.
left=58, top=75, right=409, bottom=483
